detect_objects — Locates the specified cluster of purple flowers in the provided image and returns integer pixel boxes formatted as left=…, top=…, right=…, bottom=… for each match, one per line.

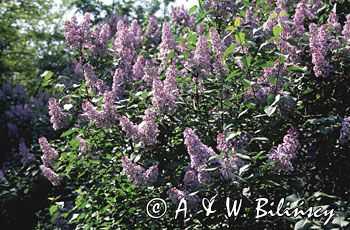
left=204, top=0, right=237, bottom=20
left=151, top=65, right=179, bottom=114
left=170, top=5, right=195, bottom=31
left=38, top=137, right=61, bottom=186
left=82, top=91, right=116, bottom=128
left=144, top=16, right=161, bottom=45
left=209, top=27, right=227, bottom=75
left=64, top=13, right=91, bottom=50
left=309, top=23, right=331, bottom=77
left=292, top=1, right=315, bottom=33
left=76, top=135, right=88, bottom=153
left=121, top=156, right=158, bottom=186
left=119, top=108, right=159, bottom=146
left=158, top=22, right=176, bottom=65
left=183, top=128, right=217, bottom=189
left=84, top=64, right=109, bottom=95
left=48, top=98, right=69, bottom=131
left=268, top=127, right=299, bottom=171
left=39, top=137, right=59, bottom=168
left=216, top=133, right=247, bottom=180
left=89, top=23, right=111, bottom=55
left=245, top=61, right=285, bottom=102
left=5, top=104, right=32, bottom=136
left=19, top=139, right=36, bottom=167
left=343, top=15, right=350, bottom=42
left=339, top=116, right=350, bottom=145
left=39, top=165, right=61, bottom=187
left=167, top=187, right=200, bottom=204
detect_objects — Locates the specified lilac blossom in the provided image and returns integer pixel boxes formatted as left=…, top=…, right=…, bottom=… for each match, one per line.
left=114, top=20, right=136, bottom=65
left=292, top=1, right=315, bottom=33
left=145, top=16, right=161, bottom=45
left=268, top=127, right=299, bottom=171
left=133, top=56, right=145, bottom=81
left=129, top=19, right=142, bottom=46
left=339, top=116, right=350, bottom=144
left=216, top=133, right=247, bottom=180
left=39, top=165, right=61, bottom=186
left=209, top=27, right=227, bottom=74
left=170, top=5, right=195, bottom=31
left=112, top=68, right=126, bottom=98
left=89, top=23, right=110, bottom=55
left=76, top=135, right=88, bottom=153
left=121, top=156, right=158, bottom=186
left=119, top=108, right=159, bottom=146
left=204, top=0, right=237, bottom=20
left=39, top=137, right=59, bottom=168
left=184, top=128, right=217, bottom=169
left=151, top=65, right=179, bottom=114
left=309, top=23, right=330, bottom=77
left=183, top=128, right=217, bottom=189
left=64, top=13, right=91, bottom=50
left=82, top=91, right=116, bottom=128
left=158, top=22, right=176, bottom=64
left=84, top=64, right=109, bottom=94
left=167, top=187, right=200, bottom=204
left=19, top=139, right=35, bottom=167
left=342, top=15, right=350, bottom=42
left=327, top=12, right=341, bottom=33
left=48, top=98, right=69, bottom=131
left=190, top=33, right=211, bottom=77
left=143, top=59, right=158, bottom=86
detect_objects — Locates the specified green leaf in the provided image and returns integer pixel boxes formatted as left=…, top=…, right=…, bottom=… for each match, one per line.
left=189, top=5, right=198, bottom=14
left=242, top=79, right=255, bottom=88
left=235, top=32, right=245, bottom=44
left=222, top=44, right=236, bottom=60
left=273, top=24, right=282, bottom=38
left=49, top=205, right=57, bottom=215
left=234, top=18, right=241, bottom=27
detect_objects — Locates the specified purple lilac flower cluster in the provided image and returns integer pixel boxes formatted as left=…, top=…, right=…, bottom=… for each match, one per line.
left=158, top=22, right=176, bottom=65
left=170, top=5, right=195, bottom=31
left=309, top=23, right=331, bottom=77
left=268, top=127, right=299, bottom=171
left=76, top=135, right=88, bottom=153
left=121, top=156, right=158, bottom=186
left=89, top=23, right=110, bottom=55
left=292, top=1, right=315, bottom=34
left=183, top=128, right=217, bottom=189
left=151, top=65, right=179, bottom=114
left=119, top=108, right=159, bottom=146
left=19, top=139, right=35, bottom=167
left=204, top=0, right=238, bottom=20
left=144, top=16, right=161, bottom=45
left=39, top=165, right=61, bottom=186
left=209, top=27, right=227, bottom=75
left=64, top=13, right=91, bottom=50
left=82, top=91, right=116, bottom=128
left=48, top=98, right=69, bottom=131
left=216, top=133, right=247, bottom=180
left=5, top=104, right=32, bottom=136
left=39, top=137, right=59, bottom=168
left=167, top=187, right=200, bottom=204
left=244, top=61, right=285, bottom=102
left=38, top=137, right=61, bottom=186
left=84, top=64, right=109, bottom=95
left=343, top=15, right=350, bottom=42
left=339, top=116, right=350, bottom=145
